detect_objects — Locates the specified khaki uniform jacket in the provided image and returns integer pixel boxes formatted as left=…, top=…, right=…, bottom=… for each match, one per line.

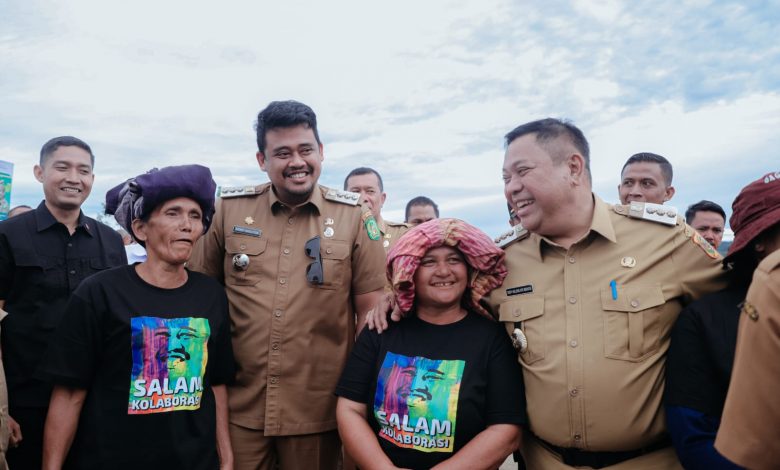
left=379, top=220, right=409, bottom=253
left=488, top=195, right=727, bottom=452
left=715, top=249, right=780, bottom=470
left=189, top=183, right=386, bottom=436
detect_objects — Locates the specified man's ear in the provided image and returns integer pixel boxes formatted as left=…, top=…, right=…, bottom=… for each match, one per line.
left=567, top=153, right=586, bottom=184
left=256, top=151, right=267, bottom=171
left=664, top=186, right=676, bottom=202
left=33, top=164, right=44, bottom=183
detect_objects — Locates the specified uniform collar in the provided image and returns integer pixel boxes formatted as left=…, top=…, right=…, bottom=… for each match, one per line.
left=378, top=218, right=387, bottom=235
left=268, top=184, right=324, bottom=215
left=530, top=194, right=616, bottom=260
left=34, top=200, right=94, bottom=236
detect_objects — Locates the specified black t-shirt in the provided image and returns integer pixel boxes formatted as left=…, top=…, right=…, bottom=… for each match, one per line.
left=336, top=312, right=526, bottom=470
left=665, top=286, right=746, bottom=417
left=0, top=202, right=126, bottom=407
left=38, top=265, right=235, bottom=470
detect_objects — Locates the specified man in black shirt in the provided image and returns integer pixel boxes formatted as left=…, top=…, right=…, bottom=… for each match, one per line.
left=0, top=136, right=126, bottom=469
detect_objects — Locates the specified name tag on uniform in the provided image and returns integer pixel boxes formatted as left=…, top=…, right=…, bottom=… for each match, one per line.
left=233, top=226, right=262, bottom=237
left=507, top=284, right=533, bottom=296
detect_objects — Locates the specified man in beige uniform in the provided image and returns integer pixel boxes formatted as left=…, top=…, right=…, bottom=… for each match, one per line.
left=491, top=119, right=726, bottom=469
left=715, top=172, right=780, bottom=470
left=190, top=101, right=386, bottom=470
left=344, top=167, right=409, bottom=253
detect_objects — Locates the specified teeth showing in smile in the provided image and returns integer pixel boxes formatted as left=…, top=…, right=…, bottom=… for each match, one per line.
left=516, top=200, right=533, bottom=209
left=288, top=172, right=308, bottom=179
left=432, top=282, right=454, bottom=287
left=62, top=187, right=81, bottom=193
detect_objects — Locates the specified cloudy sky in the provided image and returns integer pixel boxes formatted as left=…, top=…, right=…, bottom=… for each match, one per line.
left=2, top=0, right=778, bottom=237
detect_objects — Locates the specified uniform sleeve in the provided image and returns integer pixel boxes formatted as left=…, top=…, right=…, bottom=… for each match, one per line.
left=672, top=224, right=728, bottom=302
left=335, top=327, right=381, bottom=403
left=36, top=287, right=102, bottom=388
left=665, top=405, right=743, bottom=470
left=665, top=305, right=721, bottom=415
left=0, top=230, right=13, bottom=299
left=189, top=198, right=226, bottom=281
left=350, top=208, right=387, bottom=295
left=208, top=287, right=236, bottom=386
left=716, top=265, right=780, bottom=468
left=485, top=325, right=527, bottom=426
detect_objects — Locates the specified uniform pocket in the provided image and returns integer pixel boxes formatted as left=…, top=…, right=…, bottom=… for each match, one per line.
left=225, top=236, right=267, bottom=286
left=602, top=283, right=666, bottom=362
left=316, top=240, right=350, bottom=290
left=498, top=297, right=545, bottom=364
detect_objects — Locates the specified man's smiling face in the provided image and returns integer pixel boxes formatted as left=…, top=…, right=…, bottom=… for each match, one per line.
left=34, top=145, right=94, bottom=211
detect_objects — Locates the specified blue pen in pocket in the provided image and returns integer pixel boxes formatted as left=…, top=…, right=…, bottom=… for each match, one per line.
left=610, top=280, right=618, bottom=300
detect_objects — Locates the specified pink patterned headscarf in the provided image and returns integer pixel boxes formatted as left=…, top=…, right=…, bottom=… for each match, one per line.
left=386, top=218, right=507, bottom=320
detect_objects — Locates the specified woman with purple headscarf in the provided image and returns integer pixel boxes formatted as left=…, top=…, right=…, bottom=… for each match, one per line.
left=39, top=165, right=235, bottom=470
left=335, top=218, right=526, bottom=470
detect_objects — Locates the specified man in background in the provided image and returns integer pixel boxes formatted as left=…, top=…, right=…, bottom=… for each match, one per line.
left=685, top=200, right=726, bottom=250
left=344, top=167, right=408, bottom=252
left=404, top=196, right=439, bottom=226
left=618, top=152, right=675, bottom=205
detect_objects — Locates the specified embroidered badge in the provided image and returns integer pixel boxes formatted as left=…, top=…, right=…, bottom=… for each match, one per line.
left=365, top=215, right=381, bottom=241
left=692, top=232, right=720, bottom=259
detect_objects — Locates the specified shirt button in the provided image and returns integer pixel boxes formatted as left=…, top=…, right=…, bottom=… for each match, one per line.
left=630, top=299, right=639, bottom=308
left=574, top=434, right=582, bottom=441
left=274, top=309, right=283, bottom=317
left=240, top=244, right=247, bottom=250
left=287, top=218, right=294, bottom=225
left=279, top=278, right=286, bottom=285
left=69, top=270, right=76, bottom=275
left=271, top=343, right=279, bottom=350
left=326, top=248, right=333, bottom=254
left=568, top=297, right=577, bottom=304
left=270, top=376, right=278, bottom=384
left=568, top=256, right=575, bottom=263
left=283, top=248, right=291, bottom=255
left=570, top=388, right=579, bottom=397
left=67, top=243, right=73, bottom=248
left=569, top=339, right=578, bottom=348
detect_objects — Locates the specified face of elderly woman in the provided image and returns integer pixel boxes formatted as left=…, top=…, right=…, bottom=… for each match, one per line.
left=133, top=197, right=203, bottom=265
left=413, top=246, right=468, bottom=309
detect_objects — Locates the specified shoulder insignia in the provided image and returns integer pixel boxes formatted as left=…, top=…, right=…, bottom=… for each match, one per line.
left=219, top=185, right=262, bottom=198
left=386, top=220, right=410, bottom=228
left=691, top=231, right=721, bottom=259
left=618, top=202, right=678, bottom=227
left=324, top=188, right=360, bottom=206
left=495, top=225, right=529, bottom=248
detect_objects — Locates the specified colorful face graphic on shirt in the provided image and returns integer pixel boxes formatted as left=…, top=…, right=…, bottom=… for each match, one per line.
left=128, top=316, right=210, bottom=414
left=373, top=352, right=465, bottom=453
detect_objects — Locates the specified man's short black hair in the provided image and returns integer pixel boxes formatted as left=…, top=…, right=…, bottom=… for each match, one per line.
left=685, top=200, right=726, bottom=224
left=344, top=167, right=384, bottom=192
left=504, top=118, right=591, bottom=177
left=621, top=152, right=673, bottom=186
left=39, top=136, right=95, bottom=168
left=254, top=100, right=320, bottom=153
left=405, top=196, right=439, bottom=222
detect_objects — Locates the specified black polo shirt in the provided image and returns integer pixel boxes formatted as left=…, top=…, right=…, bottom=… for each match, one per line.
left=0, top=200, right=126, bottom=408
left=665, top=286, right=746, bottom=417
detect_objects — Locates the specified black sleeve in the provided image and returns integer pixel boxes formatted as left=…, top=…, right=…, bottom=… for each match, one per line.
left=485, top=325, right=527, bottom=426
left=334, top=327, right=381, bottom=403
left=665, top=305, right=720, bottom=416
left=36, top=287, right=101, bottom=388
left=0, top=231, right=13, bottom=299
left=208, top=289, right=236, bottom=386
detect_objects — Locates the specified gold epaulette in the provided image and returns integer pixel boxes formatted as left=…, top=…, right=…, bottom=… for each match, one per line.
left=219, top=185, right=263, bottom=198
left=324, top=188, right=360, bottom=206
left=614, top=202, right=679, bottom=227
left=495, top=225, right=529, bottom=248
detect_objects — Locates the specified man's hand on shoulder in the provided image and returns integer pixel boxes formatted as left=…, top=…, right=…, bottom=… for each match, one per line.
left=365, top=292, right=405, bottom=333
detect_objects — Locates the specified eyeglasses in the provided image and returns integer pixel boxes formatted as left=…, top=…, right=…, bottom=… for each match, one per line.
left=305, top=235, right=323, bottom=285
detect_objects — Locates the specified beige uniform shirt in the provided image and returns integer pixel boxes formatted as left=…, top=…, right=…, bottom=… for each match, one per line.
left=488, top=195, right=726, bottom=452
left=189, top=183, right=386, bottom=436
left=379, top=220, right=409, bottom=253
left=715, top=249, right=780, bottom=470
left=0, top=308, right=8, bottom=465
